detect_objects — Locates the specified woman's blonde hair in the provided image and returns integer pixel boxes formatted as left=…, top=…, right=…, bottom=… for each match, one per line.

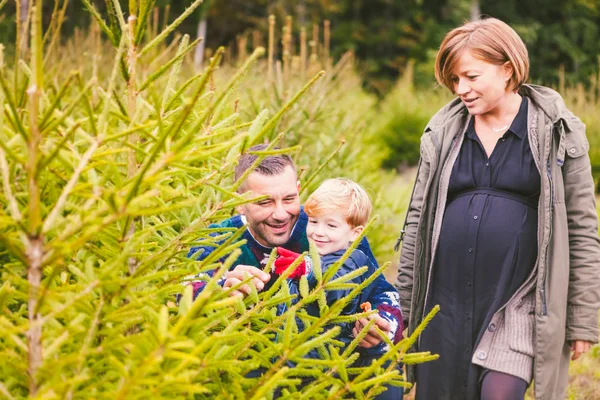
left=304, top=178, right=372, bottom=228
left=435, top=18, right=529, bottom=93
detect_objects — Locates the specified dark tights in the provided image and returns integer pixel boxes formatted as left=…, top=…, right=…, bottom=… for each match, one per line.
left=480, top=370, right=528, bottom=400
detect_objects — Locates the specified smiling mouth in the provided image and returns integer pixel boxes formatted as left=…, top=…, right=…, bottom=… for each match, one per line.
left=266, top=222, right=289, bottom=233
left=463, top=97, right=479, bottom=104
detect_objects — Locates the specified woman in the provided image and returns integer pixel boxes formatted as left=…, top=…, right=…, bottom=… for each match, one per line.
left=396, top=18, right=600, bottom=400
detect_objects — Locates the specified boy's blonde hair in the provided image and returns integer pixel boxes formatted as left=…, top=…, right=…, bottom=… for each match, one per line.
left=304, top=178, right=372, bottom=227
left=435, top=17, right=529, bottom=93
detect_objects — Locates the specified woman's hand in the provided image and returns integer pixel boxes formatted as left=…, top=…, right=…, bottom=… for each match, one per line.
left=570, top=340, right=594, bottom=360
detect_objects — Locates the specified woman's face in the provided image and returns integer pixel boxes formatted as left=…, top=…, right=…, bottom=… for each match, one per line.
left=452, top=50, right=513, bottom=116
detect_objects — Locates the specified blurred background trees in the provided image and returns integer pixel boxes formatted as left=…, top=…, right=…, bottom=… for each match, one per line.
left=2, top=0, right=600, bottom=93
left=2, top=0, right=599, bottom=186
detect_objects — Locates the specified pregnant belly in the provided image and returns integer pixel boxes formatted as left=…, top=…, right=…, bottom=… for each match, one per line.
left=439, top=193, right=537, bottom=255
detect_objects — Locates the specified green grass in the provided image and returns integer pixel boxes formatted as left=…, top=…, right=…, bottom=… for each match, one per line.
left=566, top=334, right=600, bottom=400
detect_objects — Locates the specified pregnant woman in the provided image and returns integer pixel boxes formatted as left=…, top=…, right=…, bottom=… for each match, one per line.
left=396, top=17, right=600, bottom=400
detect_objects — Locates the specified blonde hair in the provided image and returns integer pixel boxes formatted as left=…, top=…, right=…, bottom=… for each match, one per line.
left=435, top=18, right=529, bottom=93
left=304, top=178, right=372, bottom=227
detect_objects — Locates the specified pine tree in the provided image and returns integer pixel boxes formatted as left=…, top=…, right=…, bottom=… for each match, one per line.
left=0, top=1, right=438, bottom=398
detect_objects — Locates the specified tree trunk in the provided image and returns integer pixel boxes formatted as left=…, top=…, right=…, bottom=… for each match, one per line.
left=19, top=0, right=30, bottom=53
left=27, top=236, right=43, bottom=396
left=470, top=0, right=481, bottom=21
left=194, top=18, right=207, bottom=67
left=297, top=0, right=306, bottom=26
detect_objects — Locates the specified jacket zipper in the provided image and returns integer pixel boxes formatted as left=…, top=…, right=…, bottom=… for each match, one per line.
left=540, top=130, right=553, bottom=316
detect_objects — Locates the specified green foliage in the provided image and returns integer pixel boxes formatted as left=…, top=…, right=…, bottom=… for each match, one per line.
left=482, top=0, right=600, bottom=87
left=323, top=1, right=429, bottom=94
left=560, top=84, right=600, bottom=193
left=373, top=69, right=452, bottom=171
left=0, top=3, right=432, bottom=399
left=4, top=1, right=600, bottom=94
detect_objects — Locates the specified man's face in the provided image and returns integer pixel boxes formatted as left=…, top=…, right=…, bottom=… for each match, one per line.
left=237, top=165, right=301, bottom=247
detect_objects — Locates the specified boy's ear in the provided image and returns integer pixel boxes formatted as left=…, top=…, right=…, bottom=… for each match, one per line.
left=350, top=225, right=364, bottom=242
left=297, top=180, right=301, bottom=193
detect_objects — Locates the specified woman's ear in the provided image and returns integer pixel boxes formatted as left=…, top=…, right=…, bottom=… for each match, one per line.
left=503, top=62, right=513, bottom=82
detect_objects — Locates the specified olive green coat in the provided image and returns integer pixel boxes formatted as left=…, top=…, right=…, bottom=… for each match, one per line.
left=397, top=84, right=600, bottom=399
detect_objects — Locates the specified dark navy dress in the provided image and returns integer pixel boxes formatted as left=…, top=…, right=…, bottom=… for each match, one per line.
left=416, top=98, right=540, bottom=399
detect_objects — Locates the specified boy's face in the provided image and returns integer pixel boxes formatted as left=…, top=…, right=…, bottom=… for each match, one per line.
left=237, top=165, right=301, bottom=247
left=306, top=211, right=363, bottom=255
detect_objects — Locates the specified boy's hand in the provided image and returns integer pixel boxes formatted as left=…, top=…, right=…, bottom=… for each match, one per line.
left=353, top=315, right=392, bottom=348
left=224, top=265, right=270, bottom=297
left=273, top=247, right=309, bottom=279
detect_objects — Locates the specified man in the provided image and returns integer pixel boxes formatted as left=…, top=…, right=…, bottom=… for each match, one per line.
left=188, top=144, right=399, bottom=349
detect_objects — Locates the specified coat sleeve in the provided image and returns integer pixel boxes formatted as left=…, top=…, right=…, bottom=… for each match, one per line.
left=396, top=138, right=432, bottom=325
left=182, top=246, right=227, bottom=301
left=353, top=238, right=404, bottom=346
left=368, top=276, right=403, bottom=345
left=183, top=222, right=238, bottom=300
left=562, top=121, right=600, bottom=344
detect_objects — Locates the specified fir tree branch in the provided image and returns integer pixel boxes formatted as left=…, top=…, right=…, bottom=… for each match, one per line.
left=253, top=70, right=325, bottom=148
left=42, top=0, right=69, bottom=68
left=138, top=0, right=204, bottom=57
left=209, top=47, right=265, bottom=125
left=401, top=305, right=440, bottom=353
left=109, top=0, right=127, bottom=34
left=0, top=148, right=23, bottom=222
left=134, top=0, right=156, bottom=46
left=81, top=0, right=116, bottom=46
left=0, top=72, right=29, bottom=140
left=98, top=37, right=127, bottom=135
left=0, top=383, right=15, bottom=400
left=65, top=296, right=104, bottom=398
left=137, top=36, right=200, bottom=93
left=38, top=71, right=78, bottom=129
left=249, top=366, right=289, bottom=400
left=300, top=139, right=345, bottom=195
left=42, top=138, right=99, bottom=234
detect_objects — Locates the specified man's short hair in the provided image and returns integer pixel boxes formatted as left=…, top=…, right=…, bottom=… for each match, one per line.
left=235, top=144, right=296, bottom=191
left=435, top=17, right=529, bottom=93
left=304, top=178, right=372, bottom=228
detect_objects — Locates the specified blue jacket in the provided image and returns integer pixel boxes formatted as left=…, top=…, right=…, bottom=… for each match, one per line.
left=294, top=248, right=403, bottom=356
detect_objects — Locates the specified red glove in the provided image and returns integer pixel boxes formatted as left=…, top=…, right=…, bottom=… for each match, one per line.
left=273, top=247, right=310, bottom=279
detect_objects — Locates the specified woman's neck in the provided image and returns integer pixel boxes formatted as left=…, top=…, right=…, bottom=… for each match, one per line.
left=476, top=92, right=522, bottom=129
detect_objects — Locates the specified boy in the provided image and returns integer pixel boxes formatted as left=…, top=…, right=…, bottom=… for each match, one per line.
left=274, top=178, right=404, bottom=399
